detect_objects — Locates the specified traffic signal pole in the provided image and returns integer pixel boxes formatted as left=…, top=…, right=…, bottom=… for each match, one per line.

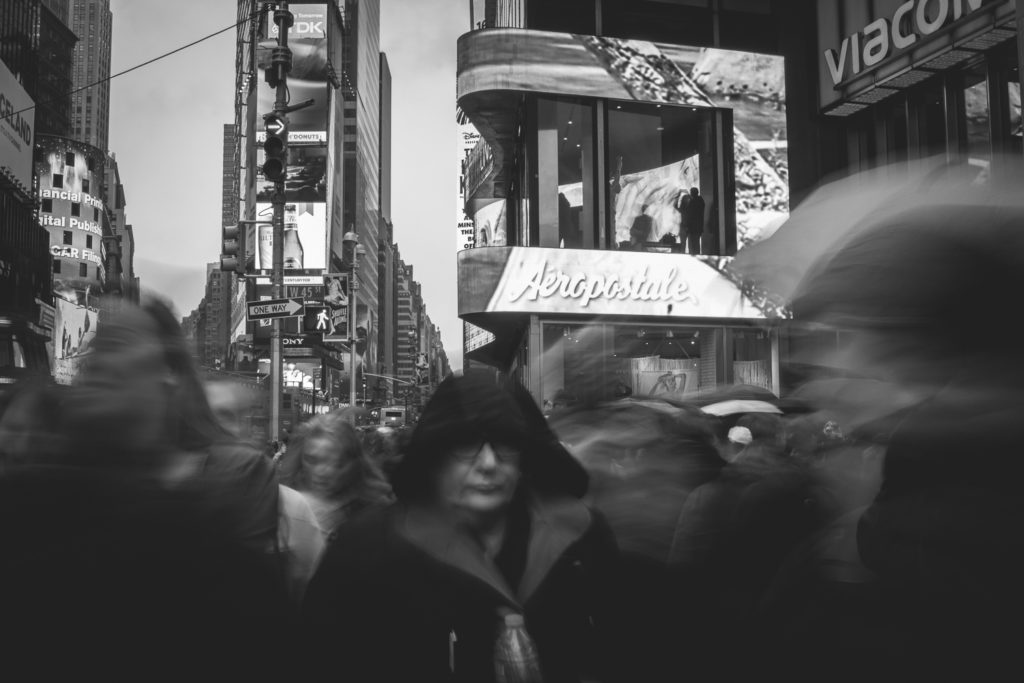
left=268, top=2, right=292, bottom=443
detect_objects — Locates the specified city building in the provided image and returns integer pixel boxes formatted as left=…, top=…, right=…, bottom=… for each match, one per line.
left=100, top=152, right=137, bottom=302
left=455, top=0, right=1024, bottom=407
left=375, top=50, right=395, bottom=406
left=0, top=0, right=76, bottom=138
left=457, top=1, right=793, bottom=406
left=67, top=0, right=111, bottom=152
left=201, top=262, right=232, bottom=370
left=229, top=1, right=414, bottom=420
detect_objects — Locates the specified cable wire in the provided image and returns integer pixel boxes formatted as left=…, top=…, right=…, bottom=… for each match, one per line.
left=2, top=6, right=268, bottom=123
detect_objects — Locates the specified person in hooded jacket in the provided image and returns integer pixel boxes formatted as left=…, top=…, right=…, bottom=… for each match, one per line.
left=301, top=372, right=623, bottom=682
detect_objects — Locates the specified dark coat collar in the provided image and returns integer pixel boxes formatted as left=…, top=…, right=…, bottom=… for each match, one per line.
left=397, top=495, right=592, bottom=608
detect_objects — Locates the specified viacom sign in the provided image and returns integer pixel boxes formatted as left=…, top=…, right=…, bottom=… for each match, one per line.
left=824, top=0, right=986, bottom=85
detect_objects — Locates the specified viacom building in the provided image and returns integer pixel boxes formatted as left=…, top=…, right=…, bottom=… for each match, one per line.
left=457, top=0, right=1022, bottom=407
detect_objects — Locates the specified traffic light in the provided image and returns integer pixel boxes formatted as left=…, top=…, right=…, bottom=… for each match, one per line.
left=219, top=223, right=243, bottom=273
left=303, top=305, right=331, bottom=335
left=262, top=113, right=288, bottom=182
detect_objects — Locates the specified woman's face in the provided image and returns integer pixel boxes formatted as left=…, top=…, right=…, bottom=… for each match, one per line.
left=302, top=436, right=357, bottom=496
left=436, top=441, right=521, bottom=516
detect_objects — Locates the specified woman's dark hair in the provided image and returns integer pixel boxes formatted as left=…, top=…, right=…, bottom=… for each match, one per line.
left=391, top=373, right=588, bottom=502
left=278, top=412, right=393, bottom=504
left=142, top=299, right=232, bottom=451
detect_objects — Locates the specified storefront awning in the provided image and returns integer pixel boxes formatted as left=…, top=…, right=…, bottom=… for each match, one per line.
left=458, top=246, right=784, bottom=321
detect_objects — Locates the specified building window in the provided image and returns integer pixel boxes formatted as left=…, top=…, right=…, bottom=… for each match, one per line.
left=71, top=202, right=81, bottom=216
left=606, top=100, right=723, bottom=253
left=97, top=266, right=101, bottom=280
left=65, top=152, right=75, bottom=166
left=53, top=174, right=64, bottom=188
left=53, top=259, right=61, bottom=274
left=86, top=235, right=93, bottom=249
left=79, top=263, right=88, bottom=278
left=41, top=198, right=53, bottom=213
left=63, top=230, right=73, bottom=245
left=93, top=207, right=99, bottom=221
left=82, top=178, right=90, bottom=194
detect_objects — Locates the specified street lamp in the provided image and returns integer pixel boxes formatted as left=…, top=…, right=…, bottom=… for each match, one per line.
left=342, top=231, right=365, bottom=411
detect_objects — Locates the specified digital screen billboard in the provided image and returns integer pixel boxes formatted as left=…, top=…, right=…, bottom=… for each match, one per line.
left=253, top=201, right=328, bottom=271
left=256, top=144, right=327, bottom=202
left=458, top=31, right=789, bottom=250
left=257, top=3, right=330, bottom=145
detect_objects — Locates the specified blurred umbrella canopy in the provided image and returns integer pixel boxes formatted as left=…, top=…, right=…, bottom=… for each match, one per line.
left=734, top=155, right=1024, bottom=388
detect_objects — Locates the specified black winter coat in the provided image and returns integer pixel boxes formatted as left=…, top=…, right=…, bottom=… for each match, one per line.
left=301, top=496, right=623, bottom=682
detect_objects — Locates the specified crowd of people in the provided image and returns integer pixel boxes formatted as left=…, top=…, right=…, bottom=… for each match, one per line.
left=2, top=178, right=1023, bottom=683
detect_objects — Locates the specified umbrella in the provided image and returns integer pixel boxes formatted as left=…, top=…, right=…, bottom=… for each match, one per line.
left=729, top=155, right=1010, bottom=304
left=693, top=383, right=779, bottom=406
left=701, top=399, right=782, bottom=417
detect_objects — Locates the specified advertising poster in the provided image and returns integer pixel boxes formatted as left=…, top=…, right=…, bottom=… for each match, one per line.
left=0, top=59, right=35, bottom=188
left=257, top=3, right=329, bottom=144
left=458, top=31, right=789, bottom=249
left=52, top=296, right=98, bottom=385
left=254, top=201, right=328, bottom=270
left=256, top=144, right=327, bottom=202
left=472, top=199, right=507, bottom=247
left=459, top=246, right=777, bottom=320
left=322, top=272, right=349, bottom=341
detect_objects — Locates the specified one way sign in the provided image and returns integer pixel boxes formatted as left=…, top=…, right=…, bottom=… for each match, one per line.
left=247, top=297, right=305, bottom=322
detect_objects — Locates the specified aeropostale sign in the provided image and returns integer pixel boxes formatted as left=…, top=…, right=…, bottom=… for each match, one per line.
left=823, top=0, right=987, bottom=86
left=458, top=247, right=772, bottom=319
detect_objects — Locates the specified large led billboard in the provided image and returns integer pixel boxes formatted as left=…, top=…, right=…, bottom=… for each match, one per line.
left=0, top=59, right=35, bottom=189
left=257, top=3, right=330, bottom=145
left=457, top=31, right=789, bottom=251
left=253, top=201, right=328, bottom=271
left=35, top=138, right=107, bottom=290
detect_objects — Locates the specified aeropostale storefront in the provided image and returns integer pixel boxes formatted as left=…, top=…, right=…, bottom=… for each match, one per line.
left=458, top=246, right=785, bottom=408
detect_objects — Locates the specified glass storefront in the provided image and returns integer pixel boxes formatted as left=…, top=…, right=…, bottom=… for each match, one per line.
left=524, top=95, right=735, bottom=255
left=535, top=319, right=775, bottom=407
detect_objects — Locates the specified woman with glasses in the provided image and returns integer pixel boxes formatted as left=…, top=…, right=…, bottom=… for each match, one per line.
left=301, top=373, right=623, bottom=682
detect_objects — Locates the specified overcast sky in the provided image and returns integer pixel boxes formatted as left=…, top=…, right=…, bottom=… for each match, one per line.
left=108, top=0, right=469, bottom=368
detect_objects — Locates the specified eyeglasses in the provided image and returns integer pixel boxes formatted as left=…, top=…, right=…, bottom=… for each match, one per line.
left=450, top=441, right=521, bottom=465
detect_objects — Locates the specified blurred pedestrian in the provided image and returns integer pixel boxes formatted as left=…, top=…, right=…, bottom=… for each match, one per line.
left=302, top=373, right=622, bottom=682
left=0, top=299, right=286, bottom=680
left=669, top=408, right=820, bottom=681
left=278, top=411, right=393, bottom=542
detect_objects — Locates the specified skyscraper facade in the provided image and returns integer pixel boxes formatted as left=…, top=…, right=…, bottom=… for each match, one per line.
left=67, top=0, right=112, bottom=151
left=0, top=0, right=76, bottom=138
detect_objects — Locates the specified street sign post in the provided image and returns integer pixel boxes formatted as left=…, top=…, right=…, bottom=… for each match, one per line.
left=247, top=297, right=304, bottom=322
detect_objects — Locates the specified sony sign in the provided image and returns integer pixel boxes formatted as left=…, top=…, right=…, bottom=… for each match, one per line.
left=824, top=0, right=985, bottom=85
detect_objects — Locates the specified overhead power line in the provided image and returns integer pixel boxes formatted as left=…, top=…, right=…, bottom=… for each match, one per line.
left=2, top=7, right=268, bottom=124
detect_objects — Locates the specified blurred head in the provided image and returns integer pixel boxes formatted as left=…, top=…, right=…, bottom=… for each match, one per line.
left=203, top=379, right=250, bottom=440
left=690, top=187, right=699, bottom=197
left=282, top=412, right=390, bottom=501
left=63, top=299, right=227, bottom=459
